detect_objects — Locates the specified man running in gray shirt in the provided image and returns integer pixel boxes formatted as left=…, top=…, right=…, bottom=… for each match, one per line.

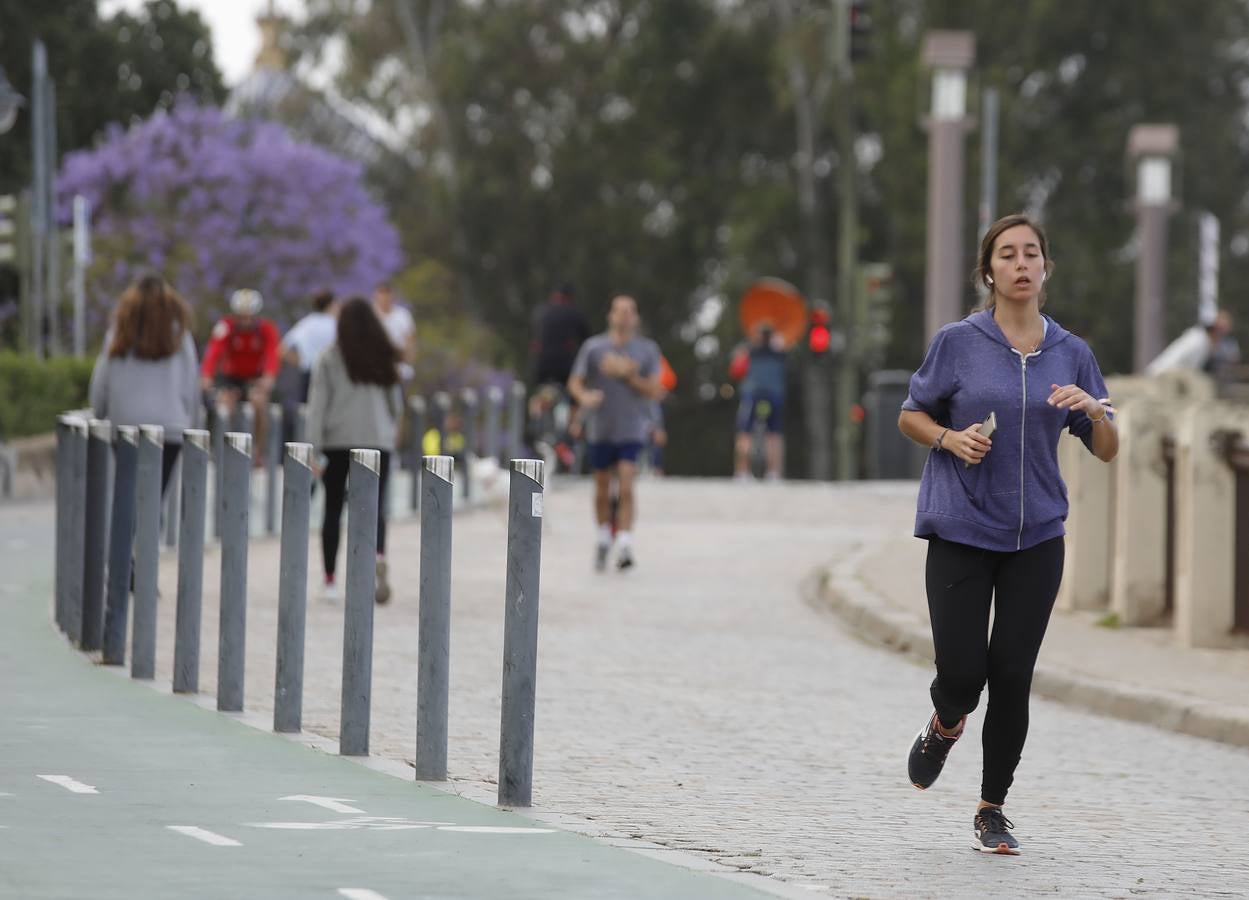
left=568, top=295, right=665, bottom=571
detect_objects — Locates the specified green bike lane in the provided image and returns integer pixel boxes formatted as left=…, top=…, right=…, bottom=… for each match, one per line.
left=0, top=503, right=778, bottom=900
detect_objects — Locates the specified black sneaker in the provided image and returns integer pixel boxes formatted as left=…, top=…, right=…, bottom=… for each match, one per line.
left=907, top=712, right=964, bottom=790
left=595, top=543, right=609, bottom=572
left=973, top=806, right=1020, bottom=855
left=616, top=548, right=634, bottom=571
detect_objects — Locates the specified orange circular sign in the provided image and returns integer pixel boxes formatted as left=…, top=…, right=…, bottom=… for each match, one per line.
left=738, top=278, right=808, bottom=349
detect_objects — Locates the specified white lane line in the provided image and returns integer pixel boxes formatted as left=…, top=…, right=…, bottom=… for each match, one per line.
left=37, top=775, right=98, bottom=794
left=167, top=826, right=242, bottom=847
left=338, top=890, right=390, bottom=900
left=435, top=825, right=556, bottom=834
left=281, top=795, right=367, bottom=815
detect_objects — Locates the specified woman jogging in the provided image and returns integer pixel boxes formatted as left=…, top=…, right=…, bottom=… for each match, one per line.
left=305, top=297, right=403, bottom=605
left=897, top=214, right=1118, bottom=855
left=89, top=273, right=200, bottom=496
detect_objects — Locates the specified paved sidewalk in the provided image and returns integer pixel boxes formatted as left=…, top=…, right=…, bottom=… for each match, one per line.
left=144, top=477, right=1249, bottom=897
left=0, top=502, right=784, bottom=900
left=819, top=484, right=1249, bottom=748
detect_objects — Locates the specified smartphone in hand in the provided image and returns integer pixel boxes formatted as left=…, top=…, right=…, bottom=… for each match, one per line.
left=966, top=411, right=997, bottom=469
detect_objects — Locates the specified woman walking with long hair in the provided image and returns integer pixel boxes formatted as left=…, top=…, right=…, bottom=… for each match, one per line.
left=89, top=273, right=199, bottom=494
left=305, top=297, right=403, bottom=605
left=898, top=214, right=1118, bottom=854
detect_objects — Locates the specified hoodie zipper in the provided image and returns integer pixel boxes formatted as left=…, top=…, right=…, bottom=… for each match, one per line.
left=1012, top=347, right=1043, bottom=550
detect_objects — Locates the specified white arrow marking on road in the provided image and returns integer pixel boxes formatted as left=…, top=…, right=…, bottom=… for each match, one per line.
left=37, top=775, right=98, bottom=794
left=338, top=890, right=390, bottom=900
left=436, top=826, right=557, bottom=834
left=281, top=795, right=367, bottom=815
left=168, top=826, right=242, bottom=847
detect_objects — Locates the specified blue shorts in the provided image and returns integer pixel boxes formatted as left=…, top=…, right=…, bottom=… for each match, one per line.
left=736, top=393, right=784, bottom=435
left=588, top=441, right=644, bottom=471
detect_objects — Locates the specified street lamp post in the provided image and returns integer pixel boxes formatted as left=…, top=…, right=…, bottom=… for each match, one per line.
left=921, top=31, right=976, bottom=346
left=1126, top=124, right=1180, bottom=373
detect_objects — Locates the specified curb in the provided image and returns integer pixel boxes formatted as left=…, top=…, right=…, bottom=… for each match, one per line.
left=808, top=544, right=1249, bottom=751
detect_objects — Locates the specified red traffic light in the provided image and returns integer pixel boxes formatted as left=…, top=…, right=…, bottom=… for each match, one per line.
left=808, top=324, right=831, bottom=354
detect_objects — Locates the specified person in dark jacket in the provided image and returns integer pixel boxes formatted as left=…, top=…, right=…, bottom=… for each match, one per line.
left=897, top=214, right=1118, bottom=856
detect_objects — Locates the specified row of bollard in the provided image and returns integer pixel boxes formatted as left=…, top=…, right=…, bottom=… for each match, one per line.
left=53, top=410, right=545, bottom=808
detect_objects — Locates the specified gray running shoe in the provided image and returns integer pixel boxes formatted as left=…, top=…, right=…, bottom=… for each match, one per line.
left=973, top=807, right=1020, bottom=855
left=616, top=548, right=634, bottom=571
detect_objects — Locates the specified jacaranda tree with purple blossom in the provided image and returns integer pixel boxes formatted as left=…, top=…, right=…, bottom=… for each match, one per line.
left=57, top=102, right=403, bottom=342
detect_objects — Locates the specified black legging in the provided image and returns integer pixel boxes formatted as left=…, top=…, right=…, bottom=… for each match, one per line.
left=925, top=535, right=1064, bottom=806
left=321, top=448, right=390, bottom=579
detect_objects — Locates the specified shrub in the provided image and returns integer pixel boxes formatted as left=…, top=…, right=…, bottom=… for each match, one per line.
left=0, top=353, right=95, bottom=439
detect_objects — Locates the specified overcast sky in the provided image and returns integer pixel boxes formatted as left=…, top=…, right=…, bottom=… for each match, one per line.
left=99, top=0, right=302, bottom=87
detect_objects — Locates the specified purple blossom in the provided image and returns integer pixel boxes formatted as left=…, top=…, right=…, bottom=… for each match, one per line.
left=57, top=102, right=404, bottom=339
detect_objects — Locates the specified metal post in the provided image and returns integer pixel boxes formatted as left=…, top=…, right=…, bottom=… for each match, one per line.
left=340, top=449, right=380, bottom=756
left=54, top=417, right=70, bottom=632
left=484, top=386, right=503, bottom=465
left=164, top=451, right=180, bottom=549
left=921, top=32, right=977, bottom=345
left=29, top=42, right=47, bottom=359
left=498, top=459, right=545, bottom=807
left=1127, top=124, right=1181, bottom=372
left=217, top=432, right=252, bottom=711
left=274, top=443, right=313, bottom=733
left=407, top=396, right=426, bottom=513
left=265, top=403, right=282, bottom=535
left=131, top=425, right=164, bottom=679
left=978, top=87, right=999, bottom=246
left=508, top=382, right=526, bottom=460
left=102, top=426, right=138, bottom=665
left=172, top=430, right=209, bottom=692
left=461, top=389, right=477, bottom=502
left=63, top=418, right=88, bottom=645
left=80, top=419, right=112, bottom=651
left=72, top=194, right=90, bottom=357
left=212, top=403, right=227, bottom=540
left=415, top=455, right=454, bottom=780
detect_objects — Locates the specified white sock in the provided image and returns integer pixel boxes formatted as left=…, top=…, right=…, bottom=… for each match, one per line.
left=596, top=524, right=612, bottom=546
left=615, top=530, right=633, bottom=551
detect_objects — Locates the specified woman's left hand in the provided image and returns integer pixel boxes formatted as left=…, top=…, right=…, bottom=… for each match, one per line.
left=1048, top=383, right=1101, bottom=418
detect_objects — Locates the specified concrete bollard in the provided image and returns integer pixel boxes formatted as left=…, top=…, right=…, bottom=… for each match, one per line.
left=274, top=443, right=314, bottom=733
left=485, top=386, right=503, bottom=464
left=340, top=449, right=380, bottom=756
left=407, top=396, right=426, bottom=513
left=461, top=389, right=478, bottom=502
left=80, top=419, right=112, bottom=651
left=498, top=459, right=545, bottom=807
left=212, top=403, right=228, bottom=540
left=131, top=425, right=164, bottom=679
left=218, top=432, right=252, bottom=711
left=164, top=453, right=180, bottom=549
left=62, top=418, right=89, bottom=646
left=508, top=381, right=526, bottom=460
left=415, top=455, right=454, bottom=780
left=102, top=426, right=138, bottom=666
left=54, top=417, right=71, bottom=632
left=265, top=403, right=283, bottom=536
left=173, top=430, right=210, bottom=692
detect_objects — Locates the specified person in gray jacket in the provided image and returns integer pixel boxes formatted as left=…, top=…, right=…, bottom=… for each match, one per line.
left=89, top=273, right=200, bottom=495
left=305, top=297, right=404, bottom=605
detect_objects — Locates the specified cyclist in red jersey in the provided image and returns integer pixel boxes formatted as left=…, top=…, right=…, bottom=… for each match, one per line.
left=200, top=289, right=280, bottom=463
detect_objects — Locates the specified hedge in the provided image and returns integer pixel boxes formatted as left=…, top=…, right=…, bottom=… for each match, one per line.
left=0, top=353, right=95, bottom=439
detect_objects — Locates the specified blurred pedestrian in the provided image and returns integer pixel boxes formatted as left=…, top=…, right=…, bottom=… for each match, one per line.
left=305, top=297, right=403, bottom=605
left=1145, top=308, right=1239, bottom=377
left=280, top=290, right=339, bottom=403
left=89, top=273, right=199, bottom=496
left=528, top=283, right=590, bottom=469
left=568, top=294, right=665, bottom=571
left=897, top=214, right=1118, bottom=855
left=731, top=323, right=788, bottom=481
left=200, top=288, right=280, bottom=465
left=372, top=281, right=416, bottom=372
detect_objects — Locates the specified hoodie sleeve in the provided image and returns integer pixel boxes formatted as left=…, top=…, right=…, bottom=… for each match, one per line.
left=901, top=328, right=956, bottom=421
left=1066, top=342, right=1112, bottom=453
left=304, top=352, right=330, bottom=452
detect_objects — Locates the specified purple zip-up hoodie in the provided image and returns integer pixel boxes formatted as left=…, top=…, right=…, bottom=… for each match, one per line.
left=902, top=309, right=1111, bottom=552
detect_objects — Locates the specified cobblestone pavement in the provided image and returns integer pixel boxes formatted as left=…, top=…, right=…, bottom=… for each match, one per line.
left=151, top=478, right=1249, bottom=898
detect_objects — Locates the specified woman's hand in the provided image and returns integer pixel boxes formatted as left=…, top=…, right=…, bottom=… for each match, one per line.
left=1048, top=383, right=1102, bottom=418
left=947, top=424, right=993, bottom=465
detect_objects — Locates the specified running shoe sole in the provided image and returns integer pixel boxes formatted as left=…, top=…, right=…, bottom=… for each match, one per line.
left=972, top=841, right=1021, bottom=856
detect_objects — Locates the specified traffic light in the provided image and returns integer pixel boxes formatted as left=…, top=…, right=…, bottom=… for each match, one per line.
left=849, top=1, right=871, bottom=63
left=808, top=306, right=831, bottom=354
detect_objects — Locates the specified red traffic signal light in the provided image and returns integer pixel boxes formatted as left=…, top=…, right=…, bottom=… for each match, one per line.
left=809, top=324, right=831, bottom=354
